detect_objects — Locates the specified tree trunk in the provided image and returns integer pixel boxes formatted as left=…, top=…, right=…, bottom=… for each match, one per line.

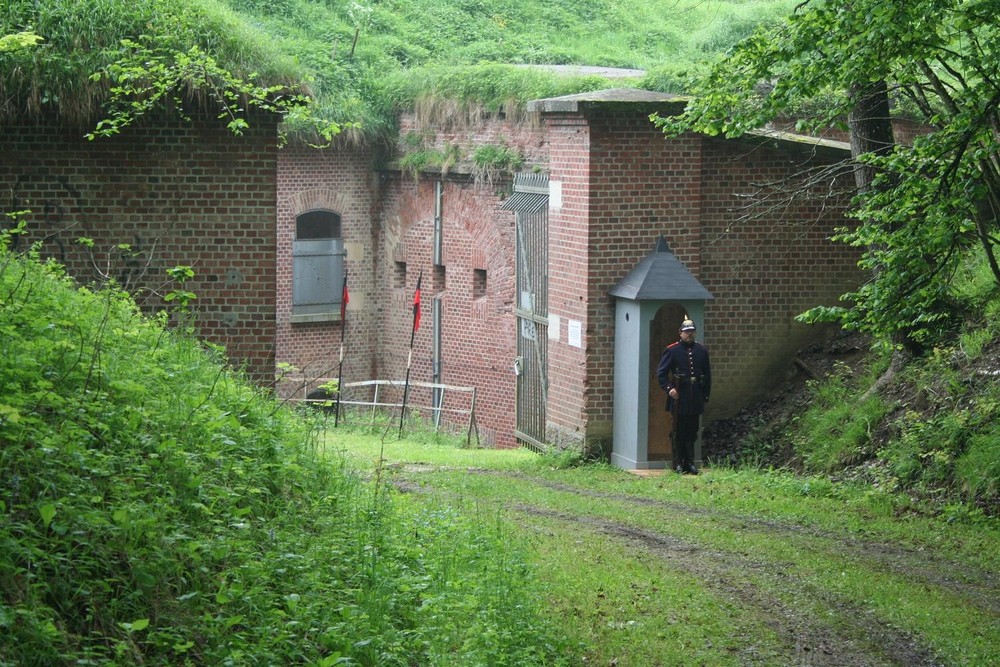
left=849, top=79, right=917, bottom=371
left=848, top=79, right=895, bottom=192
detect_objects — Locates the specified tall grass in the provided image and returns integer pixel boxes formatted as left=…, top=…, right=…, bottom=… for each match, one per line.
left=790, top=367, right=891, bottom=473
left=350, top=442, right=1000, bottom=665
left=3, top=0, right=799, bottom=140
left=779, top=247, right=1000, bottom=515
left=0, top=0, right=304, bottom=127
left=0, top=244, right=575, bottom=665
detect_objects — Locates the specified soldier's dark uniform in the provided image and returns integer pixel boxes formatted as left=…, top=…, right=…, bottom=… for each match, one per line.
left=656, top=320, right=711, bottom=474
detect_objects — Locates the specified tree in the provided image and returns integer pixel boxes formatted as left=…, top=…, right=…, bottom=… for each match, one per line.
left=656, top=0, right=1000, bottom=353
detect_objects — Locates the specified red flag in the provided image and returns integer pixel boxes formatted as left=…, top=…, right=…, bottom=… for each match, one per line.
left=412, top=274, right=422, bottom=332
left=340, top=274, right=349, bottom=320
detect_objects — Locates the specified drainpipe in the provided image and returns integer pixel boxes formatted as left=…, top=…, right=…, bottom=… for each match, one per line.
left=433, top=180, right=443, bottom=266
left=432, top=180, right=444, bottom=422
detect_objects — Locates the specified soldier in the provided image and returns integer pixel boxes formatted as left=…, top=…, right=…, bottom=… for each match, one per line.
left=657, top=317, right=711, bottom=474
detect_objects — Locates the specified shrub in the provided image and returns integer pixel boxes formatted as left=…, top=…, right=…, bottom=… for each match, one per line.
left=471, top=143, right=523, bottom=185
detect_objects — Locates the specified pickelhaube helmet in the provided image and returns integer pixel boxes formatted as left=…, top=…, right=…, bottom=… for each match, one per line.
left=679, top=317, right=696, bottom=332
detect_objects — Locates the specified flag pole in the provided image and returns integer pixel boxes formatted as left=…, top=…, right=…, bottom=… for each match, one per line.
left=334, top=272, right=349, bottom=427
left=399, top=271, right=422, bottom=437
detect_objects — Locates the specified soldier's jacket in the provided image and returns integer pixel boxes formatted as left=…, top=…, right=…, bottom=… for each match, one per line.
left=656, top=339, right=711, bottom=415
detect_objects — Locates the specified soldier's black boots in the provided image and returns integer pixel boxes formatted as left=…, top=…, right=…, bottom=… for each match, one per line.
left=675, top=439, right=699, bottom=474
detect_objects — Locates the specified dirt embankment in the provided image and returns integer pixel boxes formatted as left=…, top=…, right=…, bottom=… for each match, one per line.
left=703, top=330, right=870, bottom=467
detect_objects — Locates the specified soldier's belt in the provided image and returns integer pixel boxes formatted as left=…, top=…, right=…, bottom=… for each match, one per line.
left=674, top=376, right=701, bottom=384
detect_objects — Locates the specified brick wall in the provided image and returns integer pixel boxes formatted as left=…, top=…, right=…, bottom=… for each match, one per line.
left=374, top=172, right=520, bottom=446
left=698, top=135, right=858, bottom=418
left=275, top=114, right=545, bottom=445
left=398, top=112, right=550, bottom=169
left=545, top=107, right=857, bottom=451
left=275, top=143, right=378, bottom=395
left=583, top=110, right=704, bottom=450
left=770, top=116, right=930, bottom=147
left=275, top=104, right=859, bottom=452
left=5, top=104, right=860, bottom=450
left=544, top=113, right=593, bottom=449
left=0, top=112, right=280, bottom=381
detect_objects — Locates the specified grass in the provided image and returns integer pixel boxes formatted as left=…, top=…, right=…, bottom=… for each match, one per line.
left=2, top=0, right=799, bottom=141
left=326, top=426, right=1000, bottom=665
left=325, top=425, right=538, bottom=470
left=512, top=515, right=775, bottom=666
left=0, top=0, right=305, bottom=127
left=0, top=247, right=575, bottom=666
left=5, top=236, right=999, bottom=664
left=754, top=245, right=1000, bottom=519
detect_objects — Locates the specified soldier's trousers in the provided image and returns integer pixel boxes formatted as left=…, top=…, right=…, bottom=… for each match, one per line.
left=674, top=415, right=701, bottom=465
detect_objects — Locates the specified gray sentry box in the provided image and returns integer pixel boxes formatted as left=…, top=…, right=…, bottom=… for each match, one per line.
left=609, top=237, right=713, bottom=470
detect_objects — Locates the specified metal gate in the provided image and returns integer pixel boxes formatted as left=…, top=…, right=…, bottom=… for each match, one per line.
left=502, top=173, right=549, bottom=450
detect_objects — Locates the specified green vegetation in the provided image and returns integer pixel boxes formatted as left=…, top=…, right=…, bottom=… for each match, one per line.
left=651, top=0, right=1000, bottom=518
left=332, top=431, right=1000, bottom=666
left=0, top=30, right=41, bottom=53
left=0, top=0, right=305, bottom=127
left=1, top=0, right=797, bottom=142
left=660, top=0, right=1000, bottom=356
left=4, top=0, right=1000, bottom=661
left=0, top=243, right=573, bottom=665
left=726, top=248, right=1000, bottom=520
left=2, top=230, right=997, bottom=663
left=225, top=0, right=796, bottom=138
left=471, top=143, right=524, bottom=185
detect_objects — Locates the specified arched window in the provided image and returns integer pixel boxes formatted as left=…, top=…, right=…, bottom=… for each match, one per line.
left=296, top=210, right=341, bottom=240
left=292, top=210, right=345, bottom=322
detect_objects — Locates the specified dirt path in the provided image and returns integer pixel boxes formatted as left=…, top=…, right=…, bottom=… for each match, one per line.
left=503, top=472, right=1000, bottom=617
left=512, top=503, right=939, bottom=667
left=392, top=466, right=998, bottom=666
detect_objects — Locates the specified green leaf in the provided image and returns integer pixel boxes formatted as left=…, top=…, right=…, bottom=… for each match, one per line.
left=121, top=618, right=150, bottom=632
left=39, top=503, right=56, bottom=529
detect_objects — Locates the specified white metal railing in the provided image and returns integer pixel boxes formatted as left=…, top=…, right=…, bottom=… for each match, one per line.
left=290, top=377, right=479, bottom=446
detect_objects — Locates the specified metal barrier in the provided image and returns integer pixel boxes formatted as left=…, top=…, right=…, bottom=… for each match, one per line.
left=292, top=377, right=479, bottom=446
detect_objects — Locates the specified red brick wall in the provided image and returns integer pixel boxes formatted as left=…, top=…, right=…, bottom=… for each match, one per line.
left=276, top=114, right=545, bottom=446
left=579, top=110, right=704, bottom=450
left=271, top=112, right=542, bottom=446
left=374, top=172, right=520, bottom=446
left=273, top=106, right=858, bottom=452
left=545, top=108, right=857, bottom=451
left=544, top=113, right=593, bottom=448
left=698, top=135, right=858, bottom=418
left=0, top=112, right=279, bottom=381
left=275, top=143, right=378, bottom=395
left=398, top=112, right=549, bottom=169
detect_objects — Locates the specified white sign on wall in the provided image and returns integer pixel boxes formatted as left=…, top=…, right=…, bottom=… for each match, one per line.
left=549, top=180, right=562, bottom=210
left=568, top=319, right=582, bottom=348
left=548, top=314, right=560, bottom=341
